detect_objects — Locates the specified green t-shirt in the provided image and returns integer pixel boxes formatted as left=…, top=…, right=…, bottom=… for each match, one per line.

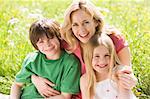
left=15, top=50, right=81, bottom=99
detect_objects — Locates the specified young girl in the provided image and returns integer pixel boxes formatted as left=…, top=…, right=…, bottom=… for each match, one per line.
left=80, top=33, right=136, bottom=99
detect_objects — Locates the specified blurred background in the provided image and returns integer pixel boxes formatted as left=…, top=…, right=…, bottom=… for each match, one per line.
left=0, top=0, right=149, bottom=98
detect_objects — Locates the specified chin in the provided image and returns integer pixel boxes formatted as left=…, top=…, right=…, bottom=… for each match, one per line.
left=80, top=39, right=89, bottom=43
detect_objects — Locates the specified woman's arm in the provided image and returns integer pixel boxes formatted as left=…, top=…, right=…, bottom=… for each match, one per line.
left=118, top=81, right=131, bottom=99
left=31, top=74, right=60, bottom=97
left=10, top=82, right=24, bottom=99
left=117, top=47, right=137, bottom=89
left=117, top=47, right=131, bottom=66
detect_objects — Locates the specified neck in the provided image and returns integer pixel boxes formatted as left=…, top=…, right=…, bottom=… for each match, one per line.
left=46, top=50, right=61, bottom=60
left=95, top=71, right=109, bottom=82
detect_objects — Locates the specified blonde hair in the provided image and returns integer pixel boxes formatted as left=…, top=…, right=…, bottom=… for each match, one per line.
left=61, top=0, right=104, bottom=51
left=84, top=33, right=121, bottom=98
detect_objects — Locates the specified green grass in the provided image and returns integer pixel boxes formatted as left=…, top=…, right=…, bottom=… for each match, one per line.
left=0, top=0, right=150, bottom=98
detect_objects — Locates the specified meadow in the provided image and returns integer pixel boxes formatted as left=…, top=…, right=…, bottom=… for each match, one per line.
left=0, top=0, right=150, bottom=98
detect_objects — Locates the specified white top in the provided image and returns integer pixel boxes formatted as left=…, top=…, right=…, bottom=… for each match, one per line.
left=94, top=79, right=137, bottom=99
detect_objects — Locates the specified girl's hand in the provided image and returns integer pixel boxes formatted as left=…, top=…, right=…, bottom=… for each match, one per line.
left=31, top=75, right=60, bottom=97
left=116, top=66, right=137, bottom=90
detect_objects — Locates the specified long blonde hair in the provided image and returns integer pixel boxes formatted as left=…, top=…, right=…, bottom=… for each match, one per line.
left=84, top=33, right=121, bottom=99
left=61, top=0, right=104, bottom=51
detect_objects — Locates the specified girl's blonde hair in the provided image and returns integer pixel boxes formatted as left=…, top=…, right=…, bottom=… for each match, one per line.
left=61, top=0, right=104, bottom=51
left=83, top=33, right=121, bottom=99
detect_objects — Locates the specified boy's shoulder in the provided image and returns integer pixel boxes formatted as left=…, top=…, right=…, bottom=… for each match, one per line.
left=24, top=51, right=41, bottom=63
left=63, top=50, right=79, bottom=62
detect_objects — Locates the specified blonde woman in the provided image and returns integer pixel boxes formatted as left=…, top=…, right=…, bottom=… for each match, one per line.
left=32, top=0, right=137, bottom=98
left=80, top=33, right=136, bottom=99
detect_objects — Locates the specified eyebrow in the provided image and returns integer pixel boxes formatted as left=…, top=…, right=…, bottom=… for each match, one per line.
left=93, top=52, right=110, bottom=55
left=83, top=19, right=89, bottom=22
left=72, top=19, right=89, bottom=23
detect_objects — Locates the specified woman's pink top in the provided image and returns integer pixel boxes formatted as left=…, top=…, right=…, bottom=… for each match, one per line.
left=61, top=34, right=128, bottom=99
left=62, top=34, right=128, bottom=74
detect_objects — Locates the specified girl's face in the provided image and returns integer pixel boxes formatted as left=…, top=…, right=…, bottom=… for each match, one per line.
left=71, top=9, right=98, bottom=43
left=36, top=35, right=61, bottom=59
left=92, top=45, right=110, bottom=74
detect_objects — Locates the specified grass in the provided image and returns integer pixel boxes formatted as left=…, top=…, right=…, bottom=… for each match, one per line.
left=0, top=0, right=150, bottom=98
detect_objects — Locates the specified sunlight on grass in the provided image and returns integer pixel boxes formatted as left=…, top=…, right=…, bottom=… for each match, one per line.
left=0, top=0, right=149, bottom=98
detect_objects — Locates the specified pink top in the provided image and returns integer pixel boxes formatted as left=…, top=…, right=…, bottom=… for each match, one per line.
left=61, top=34, right=128, bottom=99
left=62, top=34, right=128, bottom=74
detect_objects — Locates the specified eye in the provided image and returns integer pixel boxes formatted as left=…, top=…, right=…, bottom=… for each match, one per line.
left=38, top=40, right=44, bottom=44
left=95, top=55, right=99, bottom=57
left=105, top=54, right=110, bottom=57
left=93, top=55, right=99, bottom=59
left=84, top=21, right=89, bottom=24
left=72, top=23, right=78, bottom=27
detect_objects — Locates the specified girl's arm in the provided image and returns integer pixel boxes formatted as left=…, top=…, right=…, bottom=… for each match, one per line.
left=31, top=75, right=60, bottom=97
left=10, top=82, right=24, bottom=99
left=80, top=74, right=89, bottom=99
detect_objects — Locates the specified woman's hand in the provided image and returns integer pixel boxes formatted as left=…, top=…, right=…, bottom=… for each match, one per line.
left=31, top=75, right=60, bottom=97
left=116, top=66, right=137, bottom=90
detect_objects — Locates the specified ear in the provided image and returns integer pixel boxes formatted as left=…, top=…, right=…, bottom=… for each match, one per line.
left=94, top=19, right=99, bottom=27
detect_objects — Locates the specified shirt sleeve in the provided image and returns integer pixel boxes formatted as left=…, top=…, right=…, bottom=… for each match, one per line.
left=60, top=55, right=81, bottom=94
left=15, top=54, right=34, bottom=83
left=109, top=34, right=128, bottom=53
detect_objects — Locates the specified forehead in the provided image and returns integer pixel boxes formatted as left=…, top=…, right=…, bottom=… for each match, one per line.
left=71, top=9, right=92, bottom=22
left=38, top=34, right=48, bottom=39
left=93, top=45, right=109, bottom=54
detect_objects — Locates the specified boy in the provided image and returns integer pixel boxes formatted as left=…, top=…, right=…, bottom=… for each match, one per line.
left=10, top=19, right=81, bottom=99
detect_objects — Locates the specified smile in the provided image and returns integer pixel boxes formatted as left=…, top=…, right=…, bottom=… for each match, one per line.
left=96, top=64, right=108, bottom=68
left=79, top=33, right=89, bottom=38
left=45, top=46, right=55, bottom=51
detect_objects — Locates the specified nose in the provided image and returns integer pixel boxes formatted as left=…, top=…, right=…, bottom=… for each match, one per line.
left=98, top=57, right=106, bottom=65
left=79, top=26, right=86, bottom=34
left=45, top=40, right=51, bottom=47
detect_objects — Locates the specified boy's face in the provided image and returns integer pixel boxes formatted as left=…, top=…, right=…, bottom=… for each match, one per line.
left=36, top=35, right=61, bottom=59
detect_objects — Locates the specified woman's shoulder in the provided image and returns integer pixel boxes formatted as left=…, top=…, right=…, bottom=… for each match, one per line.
left=61, top=39, right=80, bottom=53
left=103, top=25, right=124, bottom=40
left=103, top=26, right=128, bottom=53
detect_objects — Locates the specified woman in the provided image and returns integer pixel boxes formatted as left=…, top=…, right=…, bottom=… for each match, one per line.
left=32, top=0, right=137, bottom=98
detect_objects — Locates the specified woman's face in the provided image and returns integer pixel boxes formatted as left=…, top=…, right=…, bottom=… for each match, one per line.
left=71, top=9, right=98, bottom=43
left=92, top=45, right=110, bottom=74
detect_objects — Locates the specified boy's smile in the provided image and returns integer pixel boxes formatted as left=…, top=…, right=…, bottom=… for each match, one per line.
left=36, top=35, right=61, bottom=60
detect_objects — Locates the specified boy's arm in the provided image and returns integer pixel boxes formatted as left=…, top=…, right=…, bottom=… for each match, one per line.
left=10, top=82, right=24, bottom=99
left=45, top=92, right=71, bottom=99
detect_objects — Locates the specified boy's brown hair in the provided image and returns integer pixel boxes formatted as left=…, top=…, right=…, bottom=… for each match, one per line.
left=29, top=19, right=61, bottom=50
